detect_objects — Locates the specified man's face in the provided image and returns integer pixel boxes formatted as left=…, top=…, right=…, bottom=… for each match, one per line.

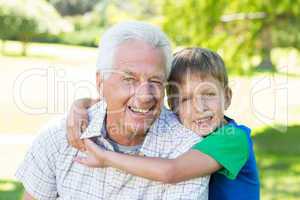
left=98, top=40, right=166, bottom=139
left=177, top=73, right=231, bottom=136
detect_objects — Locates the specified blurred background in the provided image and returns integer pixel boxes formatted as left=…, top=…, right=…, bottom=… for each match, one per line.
left=0, top=0, right=299, bottom=199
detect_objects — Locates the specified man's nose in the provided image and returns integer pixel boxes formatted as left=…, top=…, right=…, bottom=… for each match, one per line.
left=135, top=82, right=156, bottom=104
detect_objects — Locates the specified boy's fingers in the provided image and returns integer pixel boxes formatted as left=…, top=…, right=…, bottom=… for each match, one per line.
left=74, top=157, right=92, bottom=167
left=66, top=100, right=89, bottom=150
left=84, top=139, right=103, bottom=157
left=74, top=122, right=84, bottom=149
left=67, top=120, right=85, bottom=151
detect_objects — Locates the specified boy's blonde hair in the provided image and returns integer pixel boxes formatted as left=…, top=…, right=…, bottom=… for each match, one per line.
left=167, top=47, right=229, bottom=111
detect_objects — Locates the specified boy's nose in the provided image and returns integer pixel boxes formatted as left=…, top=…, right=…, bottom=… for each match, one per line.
left=194, top=97, right=208, bottom=113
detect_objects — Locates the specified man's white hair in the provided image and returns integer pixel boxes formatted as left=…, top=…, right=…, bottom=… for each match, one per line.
left=96, top=21, right=173, bottom=79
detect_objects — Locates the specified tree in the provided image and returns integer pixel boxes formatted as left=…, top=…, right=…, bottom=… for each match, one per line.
left=0, top=0, right=72, bottom=56
left=162, top=0, right=300, bottom=73
left=47, top=0, right=101, bottom=16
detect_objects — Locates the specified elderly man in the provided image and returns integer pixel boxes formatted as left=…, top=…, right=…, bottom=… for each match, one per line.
left=16, top=21, right=209, bottom=200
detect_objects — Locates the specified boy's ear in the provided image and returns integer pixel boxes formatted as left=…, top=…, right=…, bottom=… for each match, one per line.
left=224, top=86, right=232, bottom=110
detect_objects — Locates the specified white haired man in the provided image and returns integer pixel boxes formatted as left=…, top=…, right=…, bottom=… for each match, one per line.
left=16, top=21, right=209, bottom=200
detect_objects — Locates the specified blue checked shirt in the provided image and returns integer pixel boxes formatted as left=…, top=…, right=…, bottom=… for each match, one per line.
left=16, top=100, right=209, bottom=200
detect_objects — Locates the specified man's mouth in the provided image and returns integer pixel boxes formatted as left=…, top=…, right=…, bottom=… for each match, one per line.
left=128, top=106, right=154, bottom=114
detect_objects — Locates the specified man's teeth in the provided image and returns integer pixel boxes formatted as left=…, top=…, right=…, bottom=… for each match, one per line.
left=130, top=107, right=150, bottom=113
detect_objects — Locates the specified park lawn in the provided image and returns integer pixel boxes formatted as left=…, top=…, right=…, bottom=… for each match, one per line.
left=0, top=180, right=24, bottom=200
left=1, top=125, right=299, bottom=200
left=0, top=40, right=98, bottom=133
left=254, top=125, right=300, bottom=199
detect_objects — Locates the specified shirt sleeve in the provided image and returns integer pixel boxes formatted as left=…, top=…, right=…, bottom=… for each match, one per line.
left=192, top=125, right=249, bottom=180
left=15, top=121, right=63, bottom=200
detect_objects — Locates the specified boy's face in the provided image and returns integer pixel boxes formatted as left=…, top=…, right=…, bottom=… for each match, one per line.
left=176, top=73, right=231, bottom=136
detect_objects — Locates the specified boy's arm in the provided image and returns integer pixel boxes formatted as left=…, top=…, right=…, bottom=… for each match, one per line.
left=23, top=192, right=36, bottom=200
left=75, top=139, right=221, bottom=183
left=66, top=98, right=99, bottom=150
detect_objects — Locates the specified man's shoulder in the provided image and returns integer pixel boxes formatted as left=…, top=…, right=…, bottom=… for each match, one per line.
left=32, top=115, right=69, bottom=153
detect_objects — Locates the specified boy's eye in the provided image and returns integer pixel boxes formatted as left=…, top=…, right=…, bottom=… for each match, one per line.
left=203, top=92, right=216, bottom=96
left=181, top=97, right=191, bottom=103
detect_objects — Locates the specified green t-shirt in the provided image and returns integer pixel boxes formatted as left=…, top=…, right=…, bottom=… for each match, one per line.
left=192, top=124, right=249, bottom=180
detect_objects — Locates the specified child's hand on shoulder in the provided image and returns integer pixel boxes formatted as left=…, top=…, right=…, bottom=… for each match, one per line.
left=74, top=139, right=108, bottom=168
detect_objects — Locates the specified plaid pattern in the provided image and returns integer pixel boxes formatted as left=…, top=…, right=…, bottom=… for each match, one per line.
left=16, top=100, right=209, bottom=200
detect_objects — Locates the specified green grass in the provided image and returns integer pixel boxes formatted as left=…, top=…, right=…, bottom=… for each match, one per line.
left=253, top=125, right=300, bottom=200
left=0, top=180, right=24, bottom=200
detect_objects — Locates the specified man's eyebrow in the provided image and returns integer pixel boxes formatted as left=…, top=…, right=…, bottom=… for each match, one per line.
left=120, top=70, right=165, bottom=80
left=120, top=70, right=136, bottom=76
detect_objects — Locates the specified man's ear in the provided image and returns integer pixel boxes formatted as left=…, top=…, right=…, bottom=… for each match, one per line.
left=96, top=71, right=103, bottom=96
left=224, top=86, right=232, bottom=110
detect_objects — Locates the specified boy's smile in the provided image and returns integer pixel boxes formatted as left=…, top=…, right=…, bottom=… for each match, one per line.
left=176, top=73, right=232, bottom=136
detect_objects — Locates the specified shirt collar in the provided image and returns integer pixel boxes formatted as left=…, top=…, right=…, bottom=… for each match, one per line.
left=80, top=100, right=107, bottom=139
left=80, top=100, right=169, bottom=156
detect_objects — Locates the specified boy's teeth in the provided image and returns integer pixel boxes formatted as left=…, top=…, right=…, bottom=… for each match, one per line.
left=130, top=107, right=149, bottom=113
left=197, top=117, right=211, bottom=123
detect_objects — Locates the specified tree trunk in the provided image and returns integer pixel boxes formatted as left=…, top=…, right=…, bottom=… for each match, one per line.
left=1, top=40, right=5, bottom=55
left=257, top=25, right=275, bottom=71
left=21, top=41, right=28, bottom=56
left=20, top=34, right=30, bottom=56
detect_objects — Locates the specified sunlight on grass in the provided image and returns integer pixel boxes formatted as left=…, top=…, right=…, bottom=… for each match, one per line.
left=0, top=40, right=97, bottom=63
left=0, top=182, right=16, bottom=191
left=0, top=180, right=24, bottom=200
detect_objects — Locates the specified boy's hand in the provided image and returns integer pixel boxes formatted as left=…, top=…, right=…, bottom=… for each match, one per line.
left=67, top=98, right=98, bottom=151
left=74, top=139, right=108, bottom=168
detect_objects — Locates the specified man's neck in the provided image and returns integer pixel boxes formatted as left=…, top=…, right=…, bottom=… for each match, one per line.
left=105, top=118, right=146, bottom=146
left=106, top=128, right=145, bottom=146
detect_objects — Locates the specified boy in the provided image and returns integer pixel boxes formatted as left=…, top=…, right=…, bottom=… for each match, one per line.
left=69, top=48, right=260, bottom=200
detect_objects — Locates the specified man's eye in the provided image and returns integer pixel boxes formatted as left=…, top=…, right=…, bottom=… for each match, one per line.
left=123, top=77, right=135, bottom=83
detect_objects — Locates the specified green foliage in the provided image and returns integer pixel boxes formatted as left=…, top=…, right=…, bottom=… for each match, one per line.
left=0, top=1, right=38, bottom=55
left=162, top=0, right=300, bottom=73
left=0, top=0, right=72, bottom=55
left=48, top=0, right=101, bottom=16
left=59, top=27, right=102, bottom=47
